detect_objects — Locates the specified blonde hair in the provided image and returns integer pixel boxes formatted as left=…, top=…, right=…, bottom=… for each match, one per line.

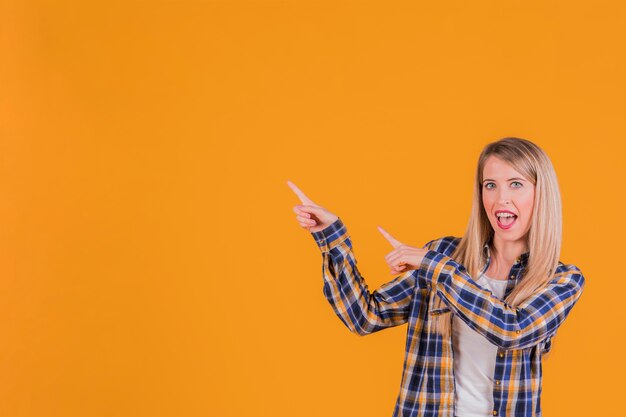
left=432, top=137, right=562, bottom=341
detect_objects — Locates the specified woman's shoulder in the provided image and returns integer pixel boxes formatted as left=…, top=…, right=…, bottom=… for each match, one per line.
left=423, top=235, right=462, bottom=256
left=553, top=261, right=585, bottom=286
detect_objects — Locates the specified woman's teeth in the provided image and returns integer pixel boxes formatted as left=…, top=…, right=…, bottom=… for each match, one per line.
left=496, top=213, right=517, bottom=227
left=499, top=216, right=515, bottom=225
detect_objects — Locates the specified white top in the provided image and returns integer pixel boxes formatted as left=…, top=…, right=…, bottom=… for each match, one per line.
left=452, top=273, right=509, bottom=417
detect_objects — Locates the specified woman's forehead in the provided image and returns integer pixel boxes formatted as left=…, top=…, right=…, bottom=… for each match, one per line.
left=482, top=155, right=525, bottom=180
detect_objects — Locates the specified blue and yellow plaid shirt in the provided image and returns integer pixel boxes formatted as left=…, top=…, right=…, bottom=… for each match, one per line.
left=311, top=218, right=585, bottom=417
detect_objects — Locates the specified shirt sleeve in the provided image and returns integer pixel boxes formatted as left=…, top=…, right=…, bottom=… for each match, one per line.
left=311, top=217, right=424, bottom=336
left=419, top=249, right=585, bottom=350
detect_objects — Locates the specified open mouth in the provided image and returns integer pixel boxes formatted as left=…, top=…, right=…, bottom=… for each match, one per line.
left=496, top=213, right=517, bottom=230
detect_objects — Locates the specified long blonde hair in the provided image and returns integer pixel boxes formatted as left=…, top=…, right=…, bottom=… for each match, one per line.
left=432, top=137, right=562, bottom=340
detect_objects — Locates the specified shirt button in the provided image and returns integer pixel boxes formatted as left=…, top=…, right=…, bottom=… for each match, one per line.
left=495, top=380, right=501, bottom=385
left=516, top=330, right=521, bottom=334
left=493, top=411, right=498, bottom=415
left=509, top=274, right=515, bottom=280
left=498, top=351, right=504, bottom=358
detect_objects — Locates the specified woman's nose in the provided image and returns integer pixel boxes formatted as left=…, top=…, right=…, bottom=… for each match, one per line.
left=497, top=190, right=512, bottom=204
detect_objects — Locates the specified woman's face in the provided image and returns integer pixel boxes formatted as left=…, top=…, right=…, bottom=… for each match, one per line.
left=481, top=155, right=535, bottom=245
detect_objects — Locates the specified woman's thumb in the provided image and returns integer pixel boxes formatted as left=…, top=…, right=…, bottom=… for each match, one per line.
left=298, top=204, right=323, bottom=215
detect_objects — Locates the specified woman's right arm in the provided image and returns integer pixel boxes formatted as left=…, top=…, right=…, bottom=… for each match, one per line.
left=311, top=217, right=421, bottom=336
left=287, top=180, right=424, bottom=336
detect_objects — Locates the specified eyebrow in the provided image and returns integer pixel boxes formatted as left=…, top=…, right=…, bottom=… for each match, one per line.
left=482, top=177, right=526, bottom=183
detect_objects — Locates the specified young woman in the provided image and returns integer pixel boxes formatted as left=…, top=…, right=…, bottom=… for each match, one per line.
left=287, top=137, right=585, bottom=417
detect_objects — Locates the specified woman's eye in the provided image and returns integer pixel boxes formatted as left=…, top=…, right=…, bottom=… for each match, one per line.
left=511, top=181, right=523, bottom=188
left=484, top=183, right=495, bottom=189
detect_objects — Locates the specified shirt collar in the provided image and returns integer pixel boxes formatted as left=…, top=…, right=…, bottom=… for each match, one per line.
left=482, top=242, right=530, bottom=267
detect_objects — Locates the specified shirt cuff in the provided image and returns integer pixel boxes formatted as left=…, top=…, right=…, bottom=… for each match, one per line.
left=310, top=217, right=348, bottom=253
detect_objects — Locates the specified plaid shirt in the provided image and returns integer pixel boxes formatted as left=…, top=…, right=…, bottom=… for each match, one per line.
left=311, top=218, right=585, bottom=417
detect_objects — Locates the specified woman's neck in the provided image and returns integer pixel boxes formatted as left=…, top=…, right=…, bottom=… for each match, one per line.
left=487, top=236, right=528, bottom=279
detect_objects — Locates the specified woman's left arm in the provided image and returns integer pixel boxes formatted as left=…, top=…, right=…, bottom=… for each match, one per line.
left=419, top=250, right=585, bottom=350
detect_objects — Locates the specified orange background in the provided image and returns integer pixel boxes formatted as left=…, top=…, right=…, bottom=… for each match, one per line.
left=1, top=1, right=623, bottom=416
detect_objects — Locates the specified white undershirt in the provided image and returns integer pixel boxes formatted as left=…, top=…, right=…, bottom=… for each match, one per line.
left=452, top=273, right=509, bottom=417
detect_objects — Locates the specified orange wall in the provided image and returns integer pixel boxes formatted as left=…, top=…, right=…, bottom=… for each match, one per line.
left=0, top=1, right=622, bottom=416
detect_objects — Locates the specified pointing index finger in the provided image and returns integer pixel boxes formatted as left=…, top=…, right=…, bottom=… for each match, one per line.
left=287, top=180, right=315, bottom=205
left=377, top=225, right=403, bottom=249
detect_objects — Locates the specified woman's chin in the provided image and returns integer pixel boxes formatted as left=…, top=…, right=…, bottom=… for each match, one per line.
left=492, top=228, right=529, bottom=244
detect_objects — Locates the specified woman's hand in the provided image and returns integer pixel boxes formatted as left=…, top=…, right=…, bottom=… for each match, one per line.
left=378, top=226, right=428, bottom=275
left=287, top=180, right=339, bottom=233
